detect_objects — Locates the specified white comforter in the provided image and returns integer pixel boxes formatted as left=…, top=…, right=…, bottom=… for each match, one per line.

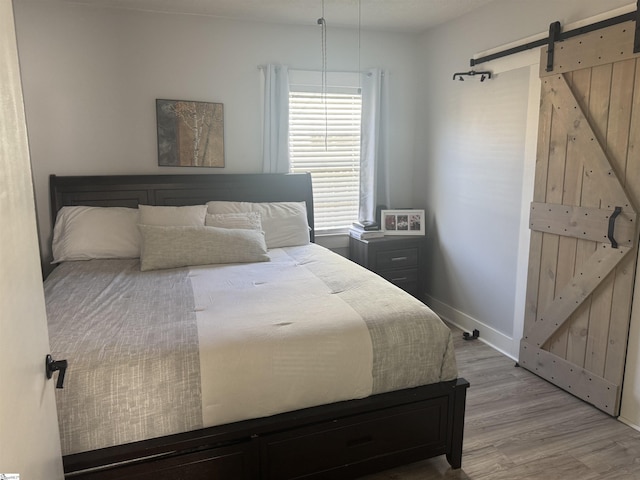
left=45, top=244, right=457, bottom=455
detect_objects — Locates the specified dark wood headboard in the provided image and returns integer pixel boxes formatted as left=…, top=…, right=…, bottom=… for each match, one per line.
left=49, top=173, right=315, bottom=242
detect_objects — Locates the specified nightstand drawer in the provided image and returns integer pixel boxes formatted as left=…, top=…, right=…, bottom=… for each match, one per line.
left=348, top=235, right=426, bottom=300
left=376, top=248, right=418, bottom=270
left=379, top=268, right=418, bottom=295
left=378, top=267, right=418, bottom=284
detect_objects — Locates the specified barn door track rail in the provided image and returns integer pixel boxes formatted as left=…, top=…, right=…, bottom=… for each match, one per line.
left=470, top=0, right=640, bottom=69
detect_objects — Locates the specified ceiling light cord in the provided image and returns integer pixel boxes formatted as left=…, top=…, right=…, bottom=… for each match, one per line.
left=358, top=0, right=361, bottom=94
left=318, top=0, right=328, bottom=150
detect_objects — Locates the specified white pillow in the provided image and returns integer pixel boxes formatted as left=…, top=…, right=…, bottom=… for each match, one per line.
left=138, top=225, right=269, bottom=271
left=138, top=204, right=207, bottom=226
left=52, top=206, right=140, bottom=262
left=205, top=212, right=262, bottom=230
left=206, top=201, right=310, bottom=248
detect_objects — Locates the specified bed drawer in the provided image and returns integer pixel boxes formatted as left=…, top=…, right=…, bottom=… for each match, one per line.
left=69, top=442, right=258, bottom=480
left=376, top=247, right=418, bottom=270
left=262, top=398, right=449, bottom=479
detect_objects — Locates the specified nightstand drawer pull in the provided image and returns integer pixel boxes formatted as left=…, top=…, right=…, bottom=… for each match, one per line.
left=391, top=277, right=408, bottom=282
left=391, top=256, right=408, bottom=262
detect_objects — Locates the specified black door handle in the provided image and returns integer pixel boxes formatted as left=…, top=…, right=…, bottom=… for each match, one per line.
left=608, top=206, right=622, bottom=249
left=46, top=354, right=68, bottom=389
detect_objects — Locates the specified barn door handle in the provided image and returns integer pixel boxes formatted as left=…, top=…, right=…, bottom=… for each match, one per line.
left=46, top=354, right=68, bottom=389
left=608, top=206, right=622, bottom=249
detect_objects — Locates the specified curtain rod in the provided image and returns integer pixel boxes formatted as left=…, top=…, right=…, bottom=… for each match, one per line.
left=470, top=7, right=638, bottom=67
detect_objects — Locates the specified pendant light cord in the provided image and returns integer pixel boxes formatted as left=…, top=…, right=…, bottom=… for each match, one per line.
left=358, top=0, right=361, bottom=94
left=318, top=0, right=328, bottom=150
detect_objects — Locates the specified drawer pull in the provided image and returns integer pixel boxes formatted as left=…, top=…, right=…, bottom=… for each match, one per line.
left=346, top=434, right=374, bottom=448
left=391, top=256, right=408, bottom=262
left=391, top=277, right=408, bottom=282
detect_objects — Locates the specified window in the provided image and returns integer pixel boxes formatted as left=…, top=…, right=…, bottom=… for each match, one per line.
left=288, top=73, right=362, bottom=233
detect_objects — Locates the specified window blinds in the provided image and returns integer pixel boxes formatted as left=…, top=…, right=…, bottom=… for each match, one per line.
left=288, top=90, right=362, bottom=232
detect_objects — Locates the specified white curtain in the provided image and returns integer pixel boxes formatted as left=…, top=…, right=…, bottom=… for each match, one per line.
left=261, top=64, right=290, bottom=173
left=359, top=68, right=390, bottom=224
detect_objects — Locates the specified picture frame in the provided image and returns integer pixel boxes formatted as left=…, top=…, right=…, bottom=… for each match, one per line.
left=156, top=99, right=225, bottom=168
left=381, top=209, right=425, bottom=235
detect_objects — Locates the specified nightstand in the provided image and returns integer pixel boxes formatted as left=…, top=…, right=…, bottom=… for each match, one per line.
left=348, top=235, right=426, bottom=299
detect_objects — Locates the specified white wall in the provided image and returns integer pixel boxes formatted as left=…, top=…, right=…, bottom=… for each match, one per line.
left=415, top=0, right=634, bottom=355
left=13, top=1, right=418, bottom=265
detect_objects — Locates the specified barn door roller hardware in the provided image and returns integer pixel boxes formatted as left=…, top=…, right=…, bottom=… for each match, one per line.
left=452, top=70, right=492, bottom=82
left=470, top=1, right=640, bottom=69
left=546, top=21, right=562, bottom=72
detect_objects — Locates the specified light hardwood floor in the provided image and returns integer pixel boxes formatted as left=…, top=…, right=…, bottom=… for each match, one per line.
left=361, top=326, right=640, bottom=480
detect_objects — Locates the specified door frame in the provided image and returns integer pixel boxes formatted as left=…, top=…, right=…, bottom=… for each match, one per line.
left=0, top=0, right=64, bottom=476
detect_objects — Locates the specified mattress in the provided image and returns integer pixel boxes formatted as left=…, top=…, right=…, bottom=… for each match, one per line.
left=44, top=243, right=457, bottom=456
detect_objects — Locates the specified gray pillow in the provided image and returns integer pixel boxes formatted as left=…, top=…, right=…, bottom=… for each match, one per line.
left=206, top=201, right=310, bottom=248
left=138, top=204, right=207, bottom=226
left=138, top=224, right=269, bottom=271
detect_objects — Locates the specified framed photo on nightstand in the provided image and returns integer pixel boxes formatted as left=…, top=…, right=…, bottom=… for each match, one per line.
left=381, top=209, right=425, bottom=235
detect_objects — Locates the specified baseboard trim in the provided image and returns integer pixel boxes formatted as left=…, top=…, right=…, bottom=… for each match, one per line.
left=424, top=294, right=518, bottom=361
left=618, top=415, right=640, bottom=433
left=423, top=296, right=640, bottom=430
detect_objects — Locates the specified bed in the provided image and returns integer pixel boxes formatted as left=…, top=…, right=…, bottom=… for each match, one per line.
left=45, top=173, right=469, bottom=479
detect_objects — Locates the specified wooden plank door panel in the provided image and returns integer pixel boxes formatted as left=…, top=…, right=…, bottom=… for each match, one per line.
left=520, top=21, right=640, bottom=416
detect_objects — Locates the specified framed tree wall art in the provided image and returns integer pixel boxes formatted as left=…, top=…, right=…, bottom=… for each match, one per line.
left=156, top=99, right=225, bottom=167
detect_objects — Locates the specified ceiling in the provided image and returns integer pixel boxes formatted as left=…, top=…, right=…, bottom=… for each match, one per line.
left=61, top=0, right=498, bottom=32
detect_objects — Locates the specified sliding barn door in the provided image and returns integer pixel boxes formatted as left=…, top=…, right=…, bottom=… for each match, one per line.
left=520, top=21, right=640, bottom=416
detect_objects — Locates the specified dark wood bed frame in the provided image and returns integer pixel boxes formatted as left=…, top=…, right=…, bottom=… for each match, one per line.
left=49, top=173, right=469, bottom=480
